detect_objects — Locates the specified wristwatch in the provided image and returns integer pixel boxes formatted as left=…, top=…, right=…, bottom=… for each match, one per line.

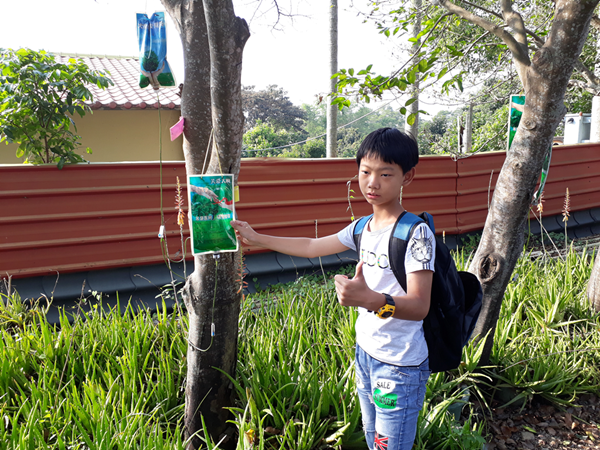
left=375, top=293, right=395, bottom=319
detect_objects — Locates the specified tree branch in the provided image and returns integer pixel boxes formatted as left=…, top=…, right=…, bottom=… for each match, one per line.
left=500, top=0, right=527, bottom=48
left=459, top=0, right=502, bottom=20
left=575, top=59, right=600, bottom=86
left=385, top=12, right=451, bottom=82
left=435, top=0, right=530, bottom=84
left=569, top=78, right=600, bottom=96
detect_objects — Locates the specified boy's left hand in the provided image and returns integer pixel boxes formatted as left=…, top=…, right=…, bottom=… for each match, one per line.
left=334, top=261, right=385, bottom=311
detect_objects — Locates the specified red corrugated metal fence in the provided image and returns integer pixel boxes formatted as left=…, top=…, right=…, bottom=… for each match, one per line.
left=1, top=143, right=599, bottom=278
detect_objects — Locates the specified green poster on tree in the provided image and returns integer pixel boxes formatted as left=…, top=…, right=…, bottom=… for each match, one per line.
left=508, top=94, right=525, bottom=150
left=188, top=174, right=238, bottom=255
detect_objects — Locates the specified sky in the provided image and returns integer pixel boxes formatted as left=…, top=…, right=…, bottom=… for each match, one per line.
left=0, top=0, right=411, bottom=109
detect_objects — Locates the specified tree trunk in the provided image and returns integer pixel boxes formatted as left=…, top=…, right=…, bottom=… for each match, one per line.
left=588, top=249, right=600, bottom=312
left=468, top=1, right=596, bottom=364
left=326, top=0, right=338, bottom=158
left=161, top=0, right=249, bottom=447
left=405, top=0, right=421, bottom=138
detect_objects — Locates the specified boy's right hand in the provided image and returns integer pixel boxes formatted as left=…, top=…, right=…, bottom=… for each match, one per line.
left=334, top=261, right=385, bottom=311
left=231, top=220, right=260, bottom=246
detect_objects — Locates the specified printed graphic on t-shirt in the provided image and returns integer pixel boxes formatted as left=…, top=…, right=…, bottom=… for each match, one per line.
left=409, top=226, right=434, bottom=270
left=360, top=249, right=390, bottom=269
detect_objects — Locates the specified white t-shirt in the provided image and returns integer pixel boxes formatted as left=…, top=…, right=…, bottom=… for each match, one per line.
left=337, top=217, right=436, bottom=366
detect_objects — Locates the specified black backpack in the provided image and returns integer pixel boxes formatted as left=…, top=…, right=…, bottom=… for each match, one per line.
left=352, top=211, right=483, bottom=373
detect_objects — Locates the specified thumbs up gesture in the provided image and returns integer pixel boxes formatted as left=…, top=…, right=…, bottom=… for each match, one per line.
left=334, top=261, right=385, bottom=310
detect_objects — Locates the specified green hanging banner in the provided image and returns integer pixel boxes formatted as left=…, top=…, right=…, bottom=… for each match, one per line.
left=188, top=174, right=238, bottom=255
left=508, top=95, right=552, bottom=205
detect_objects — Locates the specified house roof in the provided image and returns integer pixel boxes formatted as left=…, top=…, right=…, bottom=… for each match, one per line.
left=55, top=54, right=181, bottom=110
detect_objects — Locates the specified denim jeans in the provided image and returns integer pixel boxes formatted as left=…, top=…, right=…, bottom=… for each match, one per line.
left=355, top=345, right=430, bottom=450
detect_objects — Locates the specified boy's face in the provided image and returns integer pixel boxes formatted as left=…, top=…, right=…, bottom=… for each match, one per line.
left=358, top=155, right=415, bottom=207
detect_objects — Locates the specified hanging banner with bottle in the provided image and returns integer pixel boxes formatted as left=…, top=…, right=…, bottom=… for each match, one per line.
left=188, top=174, right=238, bottom=255
left=136, top=12, right=176, bottom=90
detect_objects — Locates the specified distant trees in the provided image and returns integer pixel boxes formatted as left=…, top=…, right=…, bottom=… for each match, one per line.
left=242, top=85, right=306, bottom=132
left=242, top=89, right=410, bottom=158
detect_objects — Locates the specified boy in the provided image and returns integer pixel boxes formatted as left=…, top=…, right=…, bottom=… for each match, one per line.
left=231, top=127, right=435, bottom=450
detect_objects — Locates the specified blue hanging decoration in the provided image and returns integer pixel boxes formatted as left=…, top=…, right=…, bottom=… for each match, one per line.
left=136, top=12, right=176, bottom=90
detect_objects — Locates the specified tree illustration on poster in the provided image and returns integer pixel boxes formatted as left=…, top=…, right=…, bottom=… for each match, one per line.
left=188, top=174, right=238, bottom=255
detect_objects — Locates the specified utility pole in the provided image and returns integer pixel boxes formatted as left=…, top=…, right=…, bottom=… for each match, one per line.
left=326, top=0, right=338, bottom=158
left=464, top=102, right=473, bottom=153
left=591, top=39, right=600, bottom=142
left=457, top=116, right=462, bottom=153
left=405, top=0, right=422, bottom=138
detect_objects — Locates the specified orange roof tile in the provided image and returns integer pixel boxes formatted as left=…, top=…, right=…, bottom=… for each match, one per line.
left=55, top=54, right=181, bottom=110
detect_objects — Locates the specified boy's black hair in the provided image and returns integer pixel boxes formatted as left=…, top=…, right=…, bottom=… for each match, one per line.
left=356, top=127, right=419, bottom=174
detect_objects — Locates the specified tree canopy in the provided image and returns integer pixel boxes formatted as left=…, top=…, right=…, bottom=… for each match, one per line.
left=242, top=84, right=306, bottom=132
left=0, top=48, right=112, bottom=168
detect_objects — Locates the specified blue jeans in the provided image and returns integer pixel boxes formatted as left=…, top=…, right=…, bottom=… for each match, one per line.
left=355, top=345, right=430, bottom=450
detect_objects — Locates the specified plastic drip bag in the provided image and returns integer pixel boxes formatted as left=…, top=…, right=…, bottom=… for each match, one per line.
left=136, top=12, right=176, bottom=90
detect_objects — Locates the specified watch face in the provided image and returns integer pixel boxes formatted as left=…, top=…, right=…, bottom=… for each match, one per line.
left=378, top=304, right=395, bottom=319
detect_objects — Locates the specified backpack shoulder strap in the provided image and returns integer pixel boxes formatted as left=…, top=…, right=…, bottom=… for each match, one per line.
left=389, top=211, right=425, bottom=291
left=352, top=214, right=373, bottom=258
left=418, top=211, right=435, bottom=234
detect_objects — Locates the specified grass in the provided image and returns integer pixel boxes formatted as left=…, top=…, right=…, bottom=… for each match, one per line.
left=0, top=247, right=598, bottom=449
left=0, top=298, right=188, bottom=450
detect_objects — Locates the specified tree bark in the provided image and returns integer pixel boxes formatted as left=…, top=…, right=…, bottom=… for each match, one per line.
left=466, top=0, right=597, bottom=364
left=588, top=249, right=600, bottom=312
left=326, top=0, right=338, bottom=158
left=161, top=0, right=249, bottom=447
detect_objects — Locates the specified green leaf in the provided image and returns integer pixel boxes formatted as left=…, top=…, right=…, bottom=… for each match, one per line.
left=407, top=70, right=416, bottom=84
left=407, top=113, right=417, bottom=126
left=405, top=97, right=417, bottom=107
left=400, top=107, right=407, bottom=115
